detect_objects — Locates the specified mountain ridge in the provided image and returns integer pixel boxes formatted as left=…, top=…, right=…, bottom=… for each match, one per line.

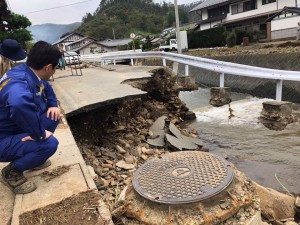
left=27, top=22, right=81, bottom=44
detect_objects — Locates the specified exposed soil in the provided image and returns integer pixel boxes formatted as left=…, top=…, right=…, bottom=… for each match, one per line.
left=40, top=165, right=71, bottom=182
left=20, top=190, right=102, bottom=225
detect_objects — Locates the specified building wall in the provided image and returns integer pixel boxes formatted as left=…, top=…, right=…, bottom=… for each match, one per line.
left=271, top=14, right=300, bottom=31
left=200, top=21, right=220, bottom=30
left=224, top=0, right=296, bottom=22
left=278, top=0, right=297, bottom=9
left=79, top=44, right=104, bottom=55
left=102, top=46, right=118, bottom=52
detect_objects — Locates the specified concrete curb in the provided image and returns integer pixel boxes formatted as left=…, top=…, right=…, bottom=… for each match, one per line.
left=10, top=113, right=113, bottom=225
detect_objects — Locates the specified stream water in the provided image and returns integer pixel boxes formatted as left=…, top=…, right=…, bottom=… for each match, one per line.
left=179, top=88, right=300, bottom=195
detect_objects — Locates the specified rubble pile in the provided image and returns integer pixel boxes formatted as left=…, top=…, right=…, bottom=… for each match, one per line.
left=67, top=68, right=201, bottom=215
left=67, top=68, right=298, bottom=224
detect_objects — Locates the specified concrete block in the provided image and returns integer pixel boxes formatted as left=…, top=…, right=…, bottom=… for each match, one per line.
left=209, top=87, right=232, bottom=107
left=259, top=101, right=294, bottom=131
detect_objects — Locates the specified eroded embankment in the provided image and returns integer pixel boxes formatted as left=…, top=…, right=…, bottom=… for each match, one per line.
left=67, top=68, right=298, bottom=224
left=66, top=68, right=201, bottom=221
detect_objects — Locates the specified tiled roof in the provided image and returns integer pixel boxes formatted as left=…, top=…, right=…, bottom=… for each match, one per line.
left=266, top=7, right=300, bottom=22
left=98, top=38, right=132, bottom=47
left=52, top=32, right=84, bottom=45
left=190, top=0, right=229, bottom=12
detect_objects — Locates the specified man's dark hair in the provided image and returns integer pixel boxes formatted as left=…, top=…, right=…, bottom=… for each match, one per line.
left=26, top=41, right=61, bottom=70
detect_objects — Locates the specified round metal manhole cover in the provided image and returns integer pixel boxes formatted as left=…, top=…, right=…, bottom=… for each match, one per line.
left=132, top=151, right=234, bottom=204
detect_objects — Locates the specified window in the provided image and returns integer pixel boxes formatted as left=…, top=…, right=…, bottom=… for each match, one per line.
left=262, top=0, right=276, bottom=5
left=231, top=0, right=256, bottom=15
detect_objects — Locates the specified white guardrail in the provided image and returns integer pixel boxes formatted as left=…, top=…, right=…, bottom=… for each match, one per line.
left=81, top=51, right=300, bottom=101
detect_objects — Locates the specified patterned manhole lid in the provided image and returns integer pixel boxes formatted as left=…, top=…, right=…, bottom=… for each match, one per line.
left=132, top=151, right=234, bottom=204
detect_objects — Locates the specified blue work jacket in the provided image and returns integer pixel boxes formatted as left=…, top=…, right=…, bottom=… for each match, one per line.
left=0, top=63, right=58, bottom=141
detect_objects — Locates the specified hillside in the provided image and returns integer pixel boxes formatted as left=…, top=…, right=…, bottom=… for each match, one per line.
left=27, top=22, right=81, bottom=44
left=76, top=0, right=199, bottom=41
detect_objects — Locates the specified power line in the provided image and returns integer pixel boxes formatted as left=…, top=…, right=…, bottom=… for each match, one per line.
left=23, top=0, right=93, bottom=14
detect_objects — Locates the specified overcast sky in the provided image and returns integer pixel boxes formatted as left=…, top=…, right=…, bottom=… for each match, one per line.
left=8, top=0, right=197, bottom=25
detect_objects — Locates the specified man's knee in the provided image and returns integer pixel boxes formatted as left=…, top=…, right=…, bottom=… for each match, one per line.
left=42, top=136, right=59, bottom=156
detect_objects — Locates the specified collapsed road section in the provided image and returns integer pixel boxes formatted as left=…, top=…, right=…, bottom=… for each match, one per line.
left=53, top=65, right=297, bottom=224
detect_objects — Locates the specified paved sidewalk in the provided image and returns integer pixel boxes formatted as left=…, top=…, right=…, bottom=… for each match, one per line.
left=52, top=65, right=157, bottom=116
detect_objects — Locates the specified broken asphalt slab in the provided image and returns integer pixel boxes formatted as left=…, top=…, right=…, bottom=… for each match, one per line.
left=52, top=65, right=160, bottom=117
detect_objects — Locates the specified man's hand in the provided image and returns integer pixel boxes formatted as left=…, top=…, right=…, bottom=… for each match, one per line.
left=47, top=107, right=61, bottom=121
left=21, top=130, right=53, bottom=142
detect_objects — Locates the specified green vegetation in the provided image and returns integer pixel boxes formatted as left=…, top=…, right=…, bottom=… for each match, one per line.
left=0, top=7, right=32, bottom=48
left=225, top=31, right=236, bottom=47
left=188, top=27, right=226, bottom=49
left=76, top=0, right=190, bottom=40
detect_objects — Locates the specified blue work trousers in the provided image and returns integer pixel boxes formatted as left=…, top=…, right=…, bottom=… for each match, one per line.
left=0, top=113, right=59, bottom=171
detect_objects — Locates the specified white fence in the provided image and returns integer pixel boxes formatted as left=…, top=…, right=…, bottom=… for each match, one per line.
left=81, top=51, right=300, bottom=101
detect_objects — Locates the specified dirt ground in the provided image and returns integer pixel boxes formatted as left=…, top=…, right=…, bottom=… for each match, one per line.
left=20, top=190, right=102, bottom=225
left=185, top=41, right=300, bottom=58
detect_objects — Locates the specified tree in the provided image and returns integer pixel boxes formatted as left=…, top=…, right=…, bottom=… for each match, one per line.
left=0, top=11, right=32, bottom=47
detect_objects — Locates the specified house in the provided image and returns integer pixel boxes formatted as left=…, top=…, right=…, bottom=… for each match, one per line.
left=266, top=7, right=300, bottom=40
left=71, top=41, right=106, bottom=55
left=189, top=0, right=300, bottom=41
left=52, top=32, right=95, bottom=52
left=97, top=38, right=132, bottom=52
left=161, top=27, right=176, bottom=37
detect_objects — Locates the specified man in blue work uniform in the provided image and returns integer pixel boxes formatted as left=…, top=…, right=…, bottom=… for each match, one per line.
left=0, top=41, right=62, bottom=194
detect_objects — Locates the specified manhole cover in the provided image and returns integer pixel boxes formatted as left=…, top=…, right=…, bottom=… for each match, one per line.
left=132, top=151, right=234, bottom=204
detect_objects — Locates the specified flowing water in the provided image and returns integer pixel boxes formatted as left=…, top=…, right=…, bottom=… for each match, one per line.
left=179, top=88, right=300, bottom=195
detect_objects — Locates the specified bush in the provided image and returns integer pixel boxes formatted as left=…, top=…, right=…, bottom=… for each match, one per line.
left=187, top=26, right=226, bottom=49
left=225, top=31, right=236, bottom=47
left=235, top=29, right=254, bottom=45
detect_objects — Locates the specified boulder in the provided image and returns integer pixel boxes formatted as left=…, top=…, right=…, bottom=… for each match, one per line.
left=254, top=182, right=296, bottom=220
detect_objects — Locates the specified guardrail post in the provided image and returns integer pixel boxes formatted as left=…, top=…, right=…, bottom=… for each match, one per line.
left=220, top=73, right=225, bottom=88
left=113, top=59, right=116, bottom=65
left=163, top=58, right=166, bottom=67
left=131, top=58, right=134, bottom=66
left=185, top=65, right=189, bottom=76
left=276, top=79, right=283, bottom=101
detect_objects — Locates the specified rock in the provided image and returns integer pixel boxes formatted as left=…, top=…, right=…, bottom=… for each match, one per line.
left=284, top=221, right=298, bottom=225
left=87, top=165, right=97, bottom=179
left=99, top=178, right=110, bottom=189
left=116, top=160, right=135, bottom=170
left=118, top=186, right=128, bottom=202
left=181, top=111, right=196, bottom=120
left=116, top=145, right=126, bottom=154
left=254, top=182, right=296, bottom=220
left=200, top=147, right=210, bottom=152
left=141, top=147, right=155, bottom=155
left=141, top=154, right=148, bottom=160
left=102, top=163, right=114, bottom=169
left=124, top=154, right=135, bottom=164
left=117, top=138, right=127, bottom=146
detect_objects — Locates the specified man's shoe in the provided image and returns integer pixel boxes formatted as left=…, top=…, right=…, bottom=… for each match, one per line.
left=1, top=163, right=27, bottom=187
left=32, top=160, right=51, bottom=171
left=1, top=163, right=37, bottom=194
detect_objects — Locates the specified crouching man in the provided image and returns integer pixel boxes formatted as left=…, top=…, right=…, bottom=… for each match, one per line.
left=0, top=41, right=62, bottom=194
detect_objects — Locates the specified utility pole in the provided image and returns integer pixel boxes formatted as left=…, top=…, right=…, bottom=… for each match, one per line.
left=174, top=0, right=182, bottom=54
left=112, top=28, right=115, bottom=40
